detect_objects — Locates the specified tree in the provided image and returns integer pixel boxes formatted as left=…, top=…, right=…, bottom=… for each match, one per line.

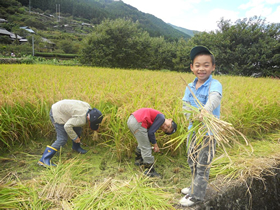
left=172, top=38, right=191, bottom=72
left=80, top=18, right=153, bottom=69
left=188, top=16, right=280, bottom=77
left=148, top=36, right=176, bottom=70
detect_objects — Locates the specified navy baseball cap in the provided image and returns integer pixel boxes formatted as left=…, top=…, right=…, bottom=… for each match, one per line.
left=165, top=121, right=177, bottom=135
left=88, top=108, right=103, bottom=130
left=190, top=46, right=213, bottom=61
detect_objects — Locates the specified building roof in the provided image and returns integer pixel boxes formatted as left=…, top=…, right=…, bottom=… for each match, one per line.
left=42, top=37, right=55, bottom=45
left=0, top=28, right=12, bottom=36
left=10, top=33, right=23, bottom=40
left=20, top=26, right=35, bottom=34
left=0, top=28, right=27, bottom=42
left=0, top=18, right=8, bottom=23
left=19, top=38, right=28, bottom=42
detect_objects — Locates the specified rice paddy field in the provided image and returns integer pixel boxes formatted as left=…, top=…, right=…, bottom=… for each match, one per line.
left=0, top=64, right=280, bottom=209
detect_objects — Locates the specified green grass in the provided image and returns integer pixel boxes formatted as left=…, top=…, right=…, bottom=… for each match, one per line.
left=0, top=137, right=190, bottom=209
left=1, top=131, right=279, bottom=209
left=0, top=64, right=279, bottom=208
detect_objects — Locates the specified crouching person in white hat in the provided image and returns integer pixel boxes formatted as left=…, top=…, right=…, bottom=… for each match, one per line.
left=38, top=99, right=103, bottom=167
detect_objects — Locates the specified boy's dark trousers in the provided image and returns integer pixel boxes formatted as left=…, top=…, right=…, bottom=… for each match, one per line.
left=187, top=135, right=216, bottom=200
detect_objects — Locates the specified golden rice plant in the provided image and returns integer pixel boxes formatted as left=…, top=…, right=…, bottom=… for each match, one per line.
left=0, top=64, right=279, bottom=158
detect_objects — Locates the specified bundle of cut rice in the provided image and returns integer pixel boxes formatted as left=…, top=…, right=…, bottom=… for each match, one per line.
left=165, top=77, right=253, bottom=160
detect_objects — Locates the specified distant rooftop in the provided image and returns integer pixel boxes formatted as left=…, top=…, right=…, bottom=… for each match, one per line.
left=20, top=26, right=35, bottom=34
left=0, top=28, right=27, bottom=42
left=0, top=18, right=8, bottom=23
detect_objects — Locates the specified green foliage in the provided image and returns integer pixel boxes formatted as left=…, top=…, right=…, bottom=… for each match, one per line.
left=80, top=18, right=184, bottom=70
left=0, top=43, right=32, bottom=57
left=25, top=17, right=47, bottom=30
left=189, top=16, right=280, bottom=77
left=57, top=39, right=81, bottom=54
left=80, top=18, right=152, bottom=69
left=0, top=181, right=52, bottom=209
left=172, top=38, right=191, bottom=72
left=0, top=36, right=12, bottom=44
left=0, top=0, right=22, bottom=18
left=148, top=37, right=176, bottom=70
left=34, top=52, right=79, bottom=58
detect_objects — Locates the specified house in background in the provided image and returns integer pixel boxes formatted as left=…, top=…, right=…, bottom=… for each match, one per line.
left=42, top=37, right=56, bottom=51
left=0, top=28, right=28, bottom=43
left=19, top=26, right=35, bottom=34
left=0, top=18, right=8, bottom=23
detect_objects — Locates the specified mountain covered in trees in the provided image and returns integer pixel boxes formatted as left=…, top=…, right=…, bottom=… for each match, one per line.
left=1, top=0, right=279, bottom=77
left=168, top=23, right=200, bottom=37
left=15, top=0, right=192, bottom=41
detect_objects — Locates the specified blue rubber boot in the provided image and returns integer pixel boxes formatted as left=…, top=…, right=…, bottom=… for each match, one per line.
left=72, top=142, right=87, bottom=154
left=38, top=146, right=57, bottom=167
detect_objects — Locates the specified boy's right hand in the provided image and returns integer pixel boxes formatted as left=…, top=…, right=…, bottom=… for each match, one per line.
left=153, top=143, right=160, bottom=153
left=198, top=109, right=209, bottom=121
left=73, top=137, right=81, bottom=143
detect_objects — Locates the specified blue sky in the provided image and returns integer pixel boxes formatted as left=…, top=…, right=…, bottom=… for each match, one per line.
left=121, top=0, right=280, bottom=32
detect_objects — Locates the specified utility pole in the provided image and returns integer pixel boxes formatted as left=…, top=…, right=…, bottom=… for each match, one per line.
left=29, top=0, right=31, bottom=13
left=32, top=35, right=34, bottom=56
left=59, top=4, right=60, bottom=22
left=56, top=4, right=60, bottom=22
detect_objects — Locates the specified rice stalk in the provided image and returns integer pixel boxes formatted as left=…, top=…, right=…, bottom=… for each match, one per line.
left=0, top=173, right=51, bottom=209
left=165, top=76, right=253, bottom=162
left=72, top=175, right=175, bottom=210
left=38, top=156, right=96, bottom=202
left=165, top=101, right=253, bottom=161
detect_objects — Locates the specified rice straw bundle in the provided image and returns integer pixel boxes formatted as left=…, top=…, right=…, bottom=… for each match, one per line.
left=165, top=76, right=253, bottom=161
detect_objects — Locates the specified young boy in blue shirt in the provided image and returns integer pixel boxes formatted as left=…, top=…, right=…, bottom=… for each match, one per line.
left=179, top=46, right=222, bottom=207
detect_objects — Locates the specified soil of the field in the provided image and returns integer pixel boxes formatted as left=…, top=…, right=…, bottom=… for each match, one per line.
left=174, top=168, right=280, bottom=210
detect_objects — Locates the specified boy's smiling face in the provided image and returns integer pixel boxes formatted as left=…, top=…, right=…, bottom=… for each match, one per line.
left=191, top=54, right=215, bottom=84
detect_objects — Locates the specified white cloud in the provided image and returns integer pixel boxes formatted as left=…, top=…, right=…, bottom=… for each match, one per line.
left=245, top=4, right=273, bottom=17
left=266, top=5, right=280, bottom=22
left=238, top=0, right=280, bottom=23
left=123, top=0, right=195, bottom=14
left=239, top=0, right=264, bottom=10
left=122, top=0, right=203, bottom=28
left=122, top=0, right=280, bottom=31
left=239, top=0, right=280, bottom=9
left=266, top=0, right=280, bottom=4
left=179, top=8, right=239, bottom=32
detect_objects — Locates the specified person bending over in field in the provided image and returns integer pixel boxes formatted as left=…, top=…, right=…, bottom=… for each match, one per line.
left=38, top=99, right=103, bottom=167
left=179, top=46, right=222, bottom=207
left=127, top=108, right=177, bottom=177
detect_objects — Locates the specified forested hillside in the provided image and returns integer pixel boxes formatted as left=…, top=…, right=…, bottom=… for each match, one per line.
left=0, top=0, right=279, bottom=77
left=15, top=0, right=191, bottom=41
left=168, top=23, right=200, bottom=37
